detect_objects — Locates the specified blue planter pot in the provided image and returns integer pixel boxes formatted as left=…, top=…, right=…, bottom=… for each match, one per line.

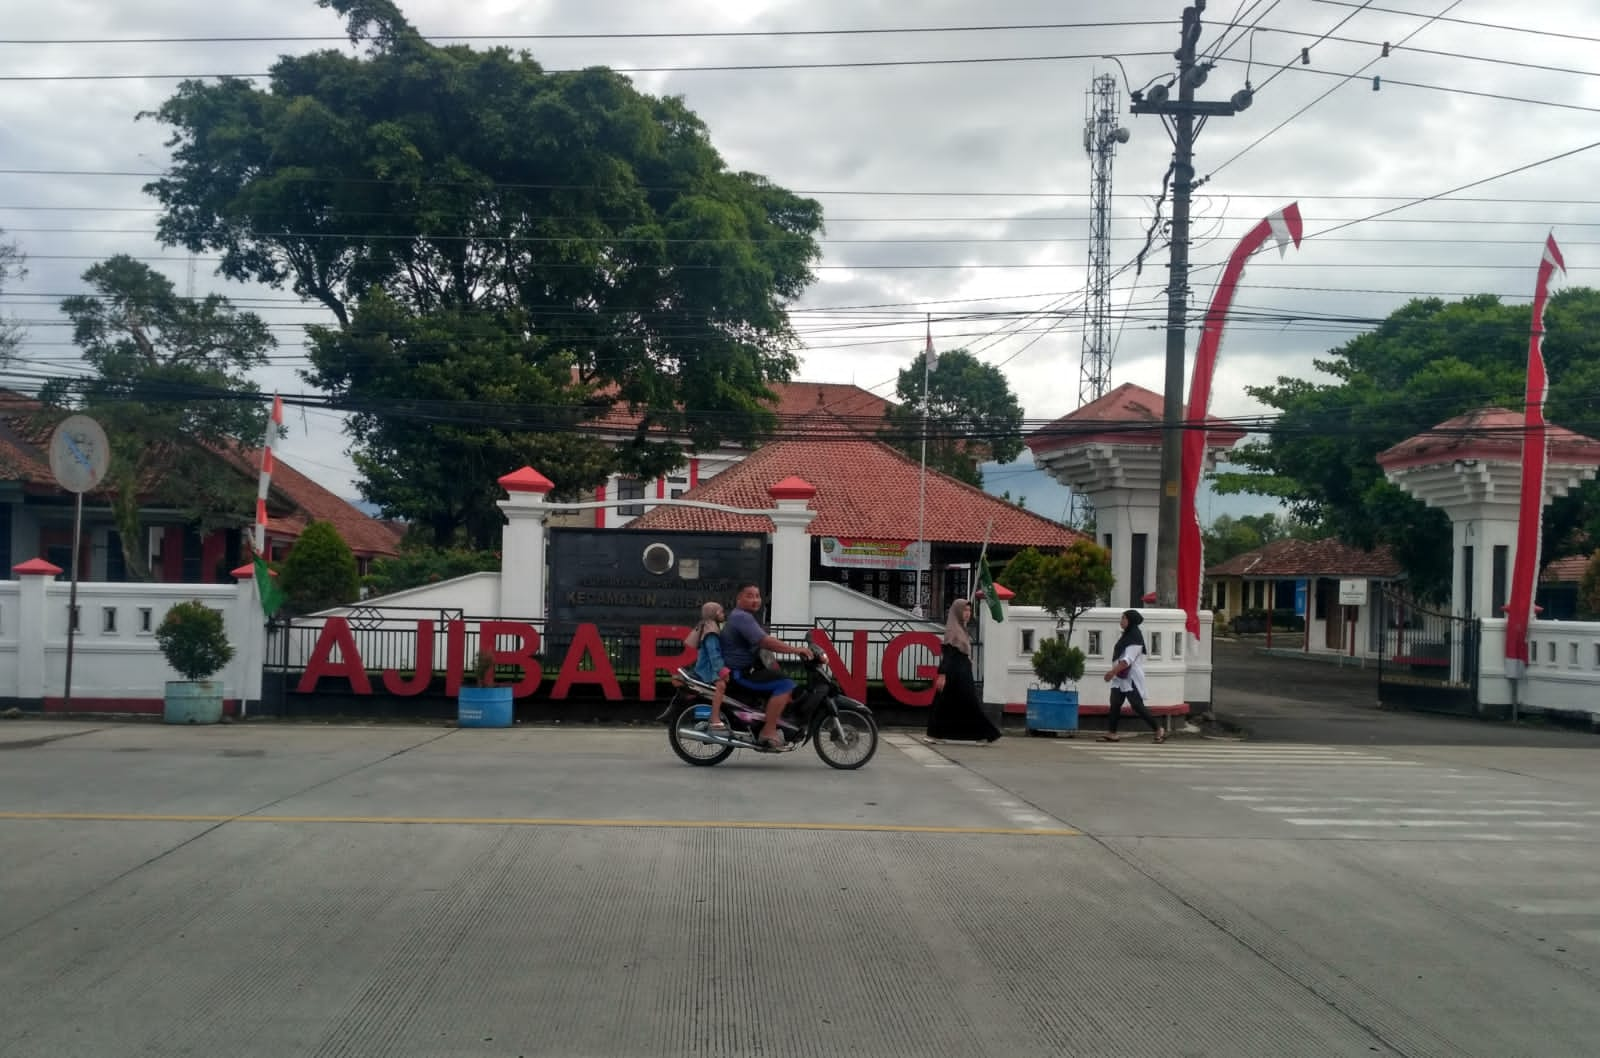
left=1025, top=688, right=1079, bottom=734
left=457, top=685, right=514, bottom=728
left=163, top=680, right=224, bottom=725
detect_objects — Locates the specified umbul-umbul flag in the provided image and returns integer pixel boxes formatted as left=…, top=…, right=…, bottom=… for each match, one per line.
left=1504, top=234, right=1566, bottom=679
left=924, top=322, right=938, bottom=373
left=1177, top=204, right=1303, bottom=644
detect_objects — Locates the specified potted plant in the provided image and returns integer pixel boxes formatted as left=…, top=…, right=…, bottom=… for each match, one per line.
left=1021, top=539, right=1114, bottom=735
left=155, top=600, right=235, bottom=724
left=1028, top=636, right=1087, bottom=733
left=457, top=649, right=514, bottom=728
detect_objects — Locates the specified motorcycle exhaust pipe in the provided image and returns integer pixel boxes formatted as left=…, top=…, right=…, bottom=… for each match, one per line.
left=678, top=728, right=743, bottom=747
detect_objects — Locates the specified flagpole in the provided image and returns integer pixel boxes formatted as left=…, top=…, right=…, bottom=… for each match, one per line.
left=915, top=315, right=931, bottom=618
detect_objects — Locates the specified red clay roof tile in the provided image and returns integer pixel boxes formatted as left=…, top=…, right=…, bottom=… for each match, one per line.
left=1027, top=382, right=1246, bottom=454
left=627, top=434, right=1082, bottom=548
left=1206, top=537, right=1403, bottom=579
left=1378, top=407, right=1600, bottom=471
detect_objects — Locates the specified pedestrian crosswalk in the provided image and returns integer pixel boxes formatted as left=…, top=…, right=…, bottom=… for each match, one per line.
left=1063, top=740, right=1600, bottom=842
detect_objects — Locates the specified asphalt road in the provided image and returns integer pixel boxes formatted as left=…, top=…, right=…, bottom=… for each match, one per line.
left=2, top=692, right=1596, bottom=1057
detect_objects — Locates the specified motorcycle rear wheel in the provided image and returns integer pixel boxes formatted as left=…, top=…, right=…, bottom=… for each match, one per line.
left=668, top=701, right=736, bottom=767
left=812, top=706, right=878, bottom=770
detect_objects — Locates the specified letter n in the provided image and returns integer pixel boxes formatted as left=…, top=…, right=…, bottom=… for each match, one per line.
left=808, top=628, right=868, bottom=702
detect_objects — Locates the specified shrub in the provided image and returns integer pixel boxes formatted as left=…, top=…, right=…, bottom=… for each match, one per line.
left=280, top=521, right=360, bottom=615
left=1031, top=636, right=1086, bottom=691
left=156, top=600, right=235, bottom=682
left=363, top=546, right=500, bottom=597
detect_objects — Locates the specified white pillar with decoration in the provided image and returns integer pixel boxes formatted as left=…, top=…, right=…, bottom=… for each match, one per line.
left=496, top=467, right=555, bottom=618
left=766, top=476, right=819, bottom=627
left=11, top=558, right=60, bottom=702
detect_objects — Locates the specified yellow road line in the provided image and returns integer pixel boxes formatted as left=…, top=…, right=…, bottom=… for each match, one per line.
left=0, top=811, right=1077, bottom=836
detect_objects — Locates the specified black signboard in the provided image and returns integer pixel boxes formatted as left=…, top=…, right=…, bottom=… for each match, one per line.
left=547, top=528, right=769, bottom=628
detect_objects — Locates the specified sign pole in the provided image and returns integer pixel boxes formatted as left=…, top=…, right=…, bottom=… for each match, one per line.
left=48, top=414, right=111, bottom=713
left=64, top=491, right=83, bottom=708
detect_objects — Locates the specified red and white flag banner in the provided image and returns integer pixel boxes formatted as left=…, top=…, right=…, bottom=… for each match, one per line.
left=1177, top=204, right=1303, bottom=643
left=254, top=394, right=285, bottom=556
left=1504, top=235, right=1566, bottom=678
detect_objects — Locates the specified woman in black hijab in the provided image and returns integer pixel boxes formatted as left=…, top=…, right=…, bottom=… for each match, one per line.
left=1100, top=609, right=1165, bottom=743
left=925, top=598, right=1002, bottom=744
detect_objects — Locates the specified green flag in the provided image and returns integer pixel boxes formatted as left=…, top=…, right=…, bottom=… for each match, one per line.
left=978, top=553, right=1003, bottom=622
left=254, top=555, right=285, bottom=618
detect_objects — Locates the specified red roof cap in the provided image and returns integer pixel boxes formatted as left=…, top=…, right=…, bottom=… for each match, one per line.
left=12, top=557, right=63, bottom=576
left=768, top=476, right=817, bottom=500
left=231, top=563, right=279, bottom=579
left=992, top=583, right=1016, bottom=601
left=500, top=467, right=555, bottom=494
left=1378, top=407, right=1600, bottom=471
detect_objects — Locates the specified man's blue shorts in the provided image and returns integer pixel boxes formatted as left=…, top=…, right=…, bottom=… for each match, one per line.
left=730, top=670, right=797, bottom=696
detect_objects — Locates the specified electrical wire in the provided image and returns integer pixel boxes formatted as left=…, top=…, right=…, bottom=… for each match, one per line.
left=1307, top=0, right=1600, bottom=46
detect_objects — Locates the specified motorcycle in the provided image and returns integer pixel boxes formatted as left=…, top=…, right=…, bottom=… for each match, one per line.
left=659, top=644, right=879, bottom=770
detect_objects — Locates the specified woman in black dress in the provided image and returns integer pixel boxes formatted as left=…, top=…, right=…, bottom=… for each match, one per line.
left=925, top=598, right=1002, bottom=744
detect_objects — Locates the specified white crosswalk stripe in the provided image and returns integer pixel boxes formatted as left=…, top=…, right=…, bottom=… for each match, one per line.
left=1063, top=740, right=1600, bottom=842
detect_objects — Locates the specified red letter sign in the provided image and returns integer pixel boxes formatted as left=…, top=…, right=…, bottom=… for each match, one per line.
left=381, top=620, right=435, bottom=696
left=883, top=632, right=941, bottom=707
left=639, top=625, right=695, bottom=702
left=480, top=621, right=544, bottom=697
left=807, top=628, right=869, bottom=702
left=550, top=623, right=624, bottom=699
left=297, top=617, right=372, bottom=694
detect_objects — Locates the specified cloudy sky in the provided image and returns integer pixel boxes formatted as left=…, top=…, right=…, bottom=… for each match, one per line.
left=3, top=0, right=1597, bottom=522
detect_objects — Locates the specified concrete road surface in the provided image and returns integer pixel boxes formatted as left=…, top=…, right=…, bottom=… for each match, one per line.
left=1, top=711, right=1596, bottom=1057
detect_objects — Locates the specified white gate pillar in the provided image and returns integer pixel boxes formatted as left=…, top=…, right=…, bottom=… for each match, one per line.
left=767, top=477, right=818, bottom=627
left=12, top=557, right=60, bottom=702
left=497, top=467, right=555, bottom=619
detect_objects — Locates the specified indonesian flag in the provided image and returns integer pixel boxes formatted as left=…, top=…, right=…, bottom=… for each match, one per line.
left=1504, top=235, right=1566, bottom=678
left=1177, top=204, right=1303, bottom=644
left=253, top=393, right=285, bottom=556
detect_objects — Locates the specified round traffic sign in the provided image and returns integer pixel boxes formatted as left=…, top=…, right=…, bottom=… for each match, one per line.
left=49, top=414, right=112, bottom=494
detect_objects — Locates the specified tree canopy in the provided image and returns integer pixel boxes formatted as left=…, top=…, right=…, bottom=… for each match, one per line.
left=882, top=348, right=1023, bottom=487
left=1215, top=288, right=1600, bottom=599
left=143, top=0, right=824, bottom=546
left=42, top=255, right=272, bottom=579
left=1202, top=512, right=1319, bottom=570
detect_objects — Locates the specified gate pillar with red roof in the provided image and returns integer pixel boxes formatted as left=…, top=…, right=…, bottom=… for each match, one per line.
left=11, top=557, right=62, bottom=702
left=497, top=467, right=556, bottom=617
left=768, top=476, right=819, bottom=626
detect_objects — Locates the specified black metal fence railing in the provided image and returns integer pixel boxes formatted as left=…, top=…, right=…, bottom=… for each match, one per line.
left=1374, top=588, right=1480, bottom=715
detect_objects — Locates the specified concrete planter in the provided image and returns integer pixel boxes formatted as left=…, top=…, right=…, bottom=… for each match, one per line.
left=163, top=680, right=224, bottom=725
left=457, top=686, right=514, bottom=728
left=1025, top=688, right=1079, bottom=735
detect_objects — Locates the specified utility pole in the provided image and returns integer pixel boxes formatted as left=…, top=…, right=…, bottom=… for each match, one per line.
left=1128, top=0, right=1252, bottom=605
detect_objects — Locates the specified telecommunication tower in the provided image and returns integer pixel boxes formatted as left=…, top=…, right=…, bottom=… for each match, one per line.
left=1070, top=73, right=1129, bottom=531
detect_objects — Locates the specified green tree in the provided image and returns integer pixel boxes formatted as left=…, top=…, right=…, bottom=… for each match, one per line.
left=1000, top=547, right=1052, bottom=604
left=1214, top=289, right=1600, bottom=600
left=280, top=520, right=360, bottom=614
left=0, top=231, right=24, bottom=363
left=1578, top=551, right=1600, bottom=620
left=363, top=544, right=501, bottom=598
left=883, top=348, right=1023, bottom=487
left=40, top=255, right=272, bottom=579
left=1201, top=512, right=1318, bottom=569
left=143, top=0, right=823, bottom=546
left=1037, top=538, right=1116, bottom=645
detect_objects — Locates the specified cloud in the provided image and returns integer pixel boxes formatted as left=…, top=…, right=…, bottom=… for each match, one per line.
left=4, top=0, right=1598, bottom=504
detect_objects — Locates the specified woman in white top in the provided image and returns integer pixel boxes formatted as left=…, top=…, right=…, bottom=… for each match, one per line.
left=1100, top=609, right=1165, bottom=743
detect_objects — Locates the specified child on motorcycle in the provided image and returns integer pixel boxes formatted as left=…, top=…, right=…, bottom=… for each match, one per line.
left=685, top=601, right=730, bottom=731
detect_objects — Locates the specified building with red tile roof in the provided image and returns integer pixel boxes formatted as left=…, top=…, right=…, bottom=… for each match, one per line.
left=626, top=429, right=1082, bottom=615
left=1204, top=537, right=1403, bottom=649
left=1, top=389, right=399, bottom=581
left=565, top=380, right=896, bottom=529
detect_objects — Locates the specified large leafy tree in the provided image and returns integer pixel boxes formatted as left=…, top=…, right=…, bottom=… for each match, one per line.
left=1216, top=289, right=1600, bottom=599
left=143, top=0, right=823, bottom=546
left=41, top=255, right=272, bottom=579
left=1201, top=512, right=1320, bottom=569
left=882, top=348, right=1023, bottom=486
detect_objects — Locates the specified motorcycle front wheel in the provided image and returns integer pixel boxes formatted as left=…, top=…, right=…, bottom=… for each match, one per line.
left=812, top=705, right=878, bottom=770
left=668, top=700, right=736, bottom=767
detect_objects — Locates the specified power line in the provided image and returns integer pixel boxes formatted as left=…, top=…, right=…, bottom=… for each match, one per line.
left=0, top=49, right=1178, bottom=82
left=1307, top=0, right=1600, bottom=46
left=0, top=21, right=1175, bottom=46
left=1253, top=0, right=1376, bottom=93
left=1207, top=0, right=1463, bottom=180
